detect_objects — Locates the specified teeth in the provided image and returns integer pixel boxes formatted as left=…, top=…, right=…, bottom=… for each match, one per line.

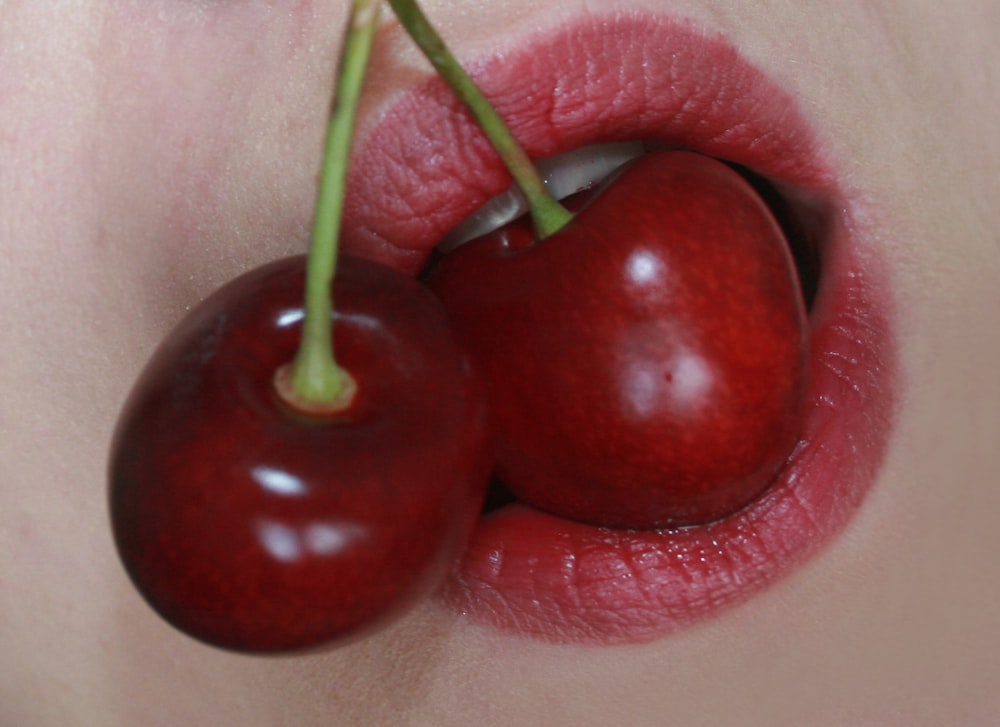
left=536, top=141, right=647, bottom=200
left=439, top=141, right=646, bottom=251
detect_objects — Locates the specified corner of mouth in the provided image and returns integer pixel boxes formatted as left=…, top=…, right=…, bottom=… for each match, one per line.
left=340, top=11, right=900, bottom=645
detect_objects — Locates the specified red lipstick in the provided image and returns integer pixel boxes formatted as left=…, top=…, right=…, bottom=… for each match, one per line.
left=343, top=13, right=897, bottom=644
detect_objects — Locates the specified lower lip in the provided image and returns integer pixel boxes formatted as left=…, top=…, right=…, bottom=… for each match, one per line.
left=444, top=233, right=895, bottom=643
left=346, top=14, right=897, bottom=644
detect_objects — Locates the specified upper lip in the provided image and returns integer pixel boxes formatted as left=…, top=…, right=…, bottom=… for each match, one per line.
left=341, top=10, right=835, bottom=272
left=335, top=11, right=897, bottom=644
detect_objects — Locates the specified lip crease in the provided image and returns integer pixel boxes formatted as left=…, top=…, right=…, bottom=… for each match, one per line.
left=341, top=13, right=898, bottom=644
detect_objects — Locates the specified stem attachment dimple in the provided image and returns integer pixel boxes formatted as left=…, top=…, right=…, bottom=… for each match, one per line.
left=277, top=0, right=380, bottom=414
left=387, top=0, right=573, bottom=239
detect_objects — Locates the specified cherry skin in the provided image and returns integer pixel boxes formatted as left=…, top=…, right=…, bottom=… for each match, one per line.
left=428, top=150, right=808, bottom=529
left=109, top=254, right=490, bottom=653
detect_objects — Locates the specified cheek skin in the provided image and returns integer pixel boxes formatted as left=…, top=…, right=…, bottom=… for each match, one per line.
left=93, top=1, right=342, bottom=319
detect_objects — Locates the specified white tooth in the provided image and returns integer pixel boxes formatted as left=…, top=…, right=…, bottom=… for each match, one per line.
left=438, top=188, right=527, bottom=252
left=439, top=141, right=647, bottom=250
left=538, top=141, right=646, bottom=200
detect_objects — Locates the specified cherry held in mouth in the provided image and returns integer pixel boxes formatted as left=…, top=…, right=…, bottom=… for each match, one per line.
left=109, top=255, right=490, bottom=652
left=428, top=150, right=808, bottom=528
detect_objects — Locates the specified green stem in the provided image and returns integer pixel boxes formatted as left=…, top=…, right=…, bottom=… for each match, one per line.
left=387, top=0, right=573, bottom=239
left=280, top=0, right=380, bottom=412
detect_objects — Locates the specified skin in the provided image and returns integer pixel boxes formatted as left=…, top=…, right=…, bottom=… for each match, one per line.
left=1, top=0, right=998, bottom=724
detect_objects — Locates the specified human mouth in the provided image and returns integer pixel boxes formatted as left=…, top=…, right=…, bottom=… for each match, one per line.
left=341, top=12, right=897, bottom=644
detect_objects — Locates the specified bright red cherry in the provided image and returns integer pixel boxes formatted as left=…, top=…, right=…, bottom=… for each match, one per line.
left=428, top=150, right=808, bottom=529
left=109, top=254, right=490, bottom=653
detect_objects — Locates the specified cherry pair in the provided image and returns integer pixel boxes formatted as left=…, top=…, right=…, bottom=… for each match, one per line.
left=109, top=148, right=806, bottom=653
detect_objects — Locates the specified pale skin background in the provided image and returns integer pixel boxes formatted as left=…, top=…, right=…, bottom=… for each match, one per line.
left=1, top=0, right=999, bottom=724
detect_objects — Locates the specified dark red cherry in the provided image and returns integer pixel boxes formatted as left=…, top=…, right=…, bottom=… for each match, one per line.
left=110, top=255, right=489, bottom=652
left=428, top=150, right=808, bottom=528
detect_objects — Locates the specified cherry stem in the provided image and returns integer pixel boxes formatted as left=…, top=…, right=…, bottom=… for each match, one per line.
left=279, top=0, right=380, bottom=413
left=387, top=0, right=573, bottom=239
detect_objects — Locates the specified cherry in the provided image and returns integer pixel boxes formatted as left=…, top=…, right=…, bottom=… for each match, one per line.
left=109, top=0, right=490, bottom=653
left=427, top=150, right=808, bottom=528
left=110, top=254, right=489, bottom=652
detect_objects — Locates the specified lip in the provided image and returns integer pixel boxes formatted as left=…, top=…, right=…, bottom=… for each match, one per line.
left=341, top=13, right=897, bottom=644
